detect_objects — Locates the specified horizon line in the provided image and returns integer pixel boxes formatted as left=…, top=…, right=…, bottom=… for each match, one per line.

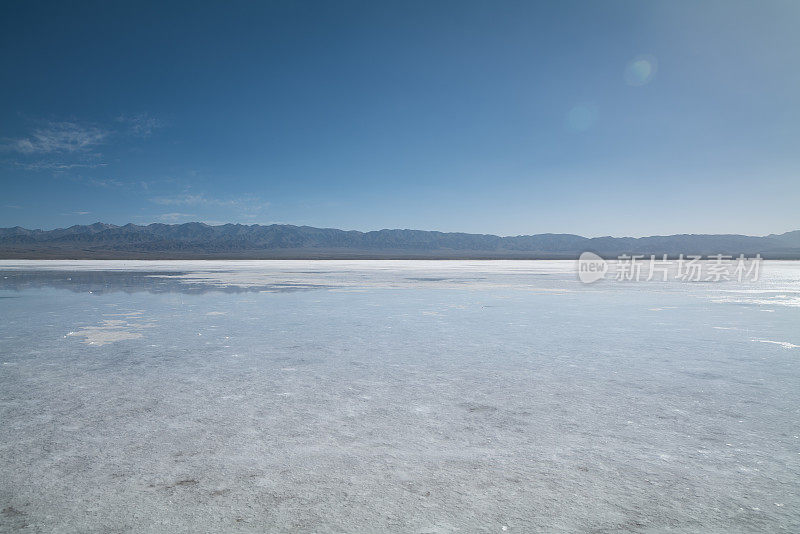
left=3, top=221, right=798, bottom=241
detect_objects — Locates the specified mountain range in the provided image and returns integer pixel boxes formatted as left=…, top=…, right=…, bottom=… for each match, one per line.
left=1, top=222, right=799, bottom=259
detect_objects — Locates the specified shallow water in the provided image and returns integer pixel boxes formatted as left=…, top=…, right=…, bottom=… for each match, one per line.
left=1, top=260, right=799, bottom=533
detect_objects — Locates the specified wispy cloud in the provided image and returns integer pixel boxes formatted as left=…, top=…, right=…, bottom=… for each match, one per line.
left=4, top=121, right=108, bottom=154
left=14, top=161, right=108, bottom=171
left=150, top=193, right=269, bottom=210
left=116, top=112, right=165, bottom=137
left=85, top=178, right=125, bottom=188
left=147, top=193, right=270, bottom=223
left=157, top=212, right=196, bottom=222
left=4, top=114, right=164, bottom=174
left=150, top=193, right=211, bottom=206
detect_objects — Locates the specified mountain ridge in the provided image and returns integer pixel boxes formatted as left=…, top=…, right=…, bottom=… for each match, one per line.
left=1, top=222, right=799, bottom=259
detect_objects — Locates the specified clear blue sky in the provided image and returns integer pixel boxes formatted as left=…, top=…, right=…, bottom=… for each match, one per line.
left=1, top=0, right=798, bottom=236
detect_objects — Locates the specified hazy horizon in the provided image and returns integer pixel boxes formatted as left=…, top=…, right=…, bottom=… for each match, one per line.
left=3, top=220, right=800, bottom=240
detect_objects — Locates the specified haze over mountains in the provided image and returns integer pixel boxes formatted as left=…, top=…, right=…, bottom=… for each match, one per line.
left=1, top=223, right=800, bottom=259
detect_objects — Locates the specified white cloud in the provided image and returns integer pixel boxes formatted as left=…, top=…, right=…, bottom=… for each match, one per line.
left=146, top=193, right=270, bottom=224
left=157, top=212, right=196, bottom=222
left=116, top=113, right=165, bottom=137
left=15, top=161, right=108, bottom=171
left=149, top=193, right=269, bottom=211
left=150, top=193, right=209, bottom=206
left=86, top=178, right=124, bottom=188
left=5, top=122, right=108, bottom=154
left=4, top=114, right=163, bottom=173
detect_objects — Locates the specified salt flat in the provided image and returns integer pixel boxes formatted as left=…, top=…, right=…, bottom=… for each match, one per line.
left=1, top=260, right=799, bottom=533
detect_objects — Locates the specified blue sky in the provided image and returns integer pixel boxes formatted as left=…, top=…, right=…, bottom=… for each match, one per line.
left=1, top=0, right=798, bottom=236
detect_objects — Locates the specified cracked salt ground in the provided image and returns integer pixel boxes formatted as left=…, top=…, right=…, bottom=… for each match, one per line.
left=1, top=260, right=799, bottom=533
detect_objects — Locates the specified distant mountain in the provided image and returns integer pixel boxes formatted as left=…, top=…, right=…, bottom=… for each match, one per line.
left=1, top=223, right=799, bottom=259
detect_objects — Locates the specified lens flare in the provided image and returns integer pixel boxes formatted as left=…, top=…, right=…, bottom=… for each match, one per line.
left=625, top=55, right=657, bottom=86
left=566, top=103, right=598, bottom=132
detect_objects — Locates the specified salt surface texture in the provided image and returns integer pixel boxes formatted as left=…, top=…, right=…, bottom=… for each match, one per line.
left=1, top=260, right=799, bottom=532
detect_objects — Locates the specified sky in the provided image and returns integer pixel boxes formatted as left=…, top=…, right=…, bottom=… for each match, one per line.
left=1, top=0, right=798, bottom=237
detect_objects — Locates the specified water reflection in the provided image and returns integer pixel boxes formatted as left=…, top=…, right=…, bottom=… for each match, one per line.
left=0, top=270, right=331, bottom=295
